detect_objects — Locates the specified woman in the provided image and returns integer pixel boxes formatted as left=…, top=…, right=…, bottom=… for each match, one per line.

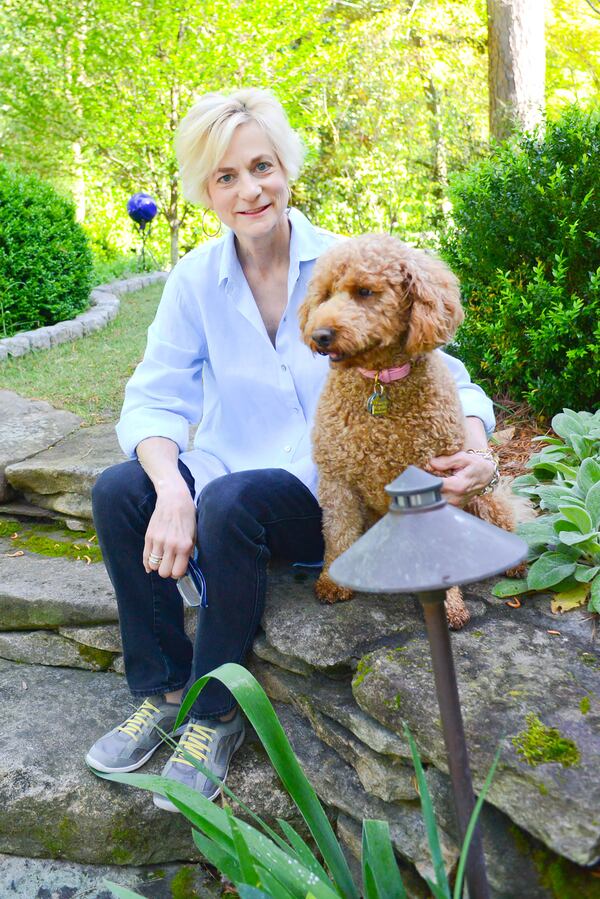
left=86, top=88, right=498, bottom=811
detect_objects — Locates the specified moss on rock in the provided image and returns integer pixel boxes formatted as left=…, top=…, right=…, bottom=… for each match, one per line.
left=76, top=643, right=115, bottom=670
left=0, top=517, right=102, bottom=562
left=512, top=713, right=580, bottom=768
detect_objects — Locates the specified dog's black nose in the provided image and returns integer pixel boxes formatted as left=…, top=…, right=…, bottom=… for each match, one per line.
left=312, top=328, right=335, bottom=348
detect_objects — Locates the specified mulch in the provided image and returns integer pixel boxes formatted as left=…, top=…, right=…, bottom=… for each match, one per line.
left=492, top=396, right=551, bottom=479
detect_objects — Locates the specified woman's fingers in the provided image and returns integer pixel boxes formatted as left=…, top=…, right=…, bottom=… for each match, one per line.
left=431, top=451, right=495, bottom=506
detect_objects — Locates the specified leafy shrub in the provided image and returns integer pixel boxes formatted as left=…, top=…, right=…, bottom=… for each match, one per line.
left=0, top=162, right=93, bottom=336
left=494, top=408, right=600, bottom=614
left=442, top=106, right=600, bottom=418
left=97, top=664, right=499, bottom=899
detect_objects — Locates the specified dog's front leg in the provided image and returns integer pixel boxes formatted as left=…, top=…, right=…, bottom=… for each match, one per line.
left=316, top=477, right=365, bottom=604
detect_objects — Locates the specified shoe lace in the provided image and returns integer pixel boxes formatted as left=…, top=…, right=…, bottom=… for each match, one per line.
left=172, top=722, right=216, bottom=768
left=117, top=698, right=161, bottom=740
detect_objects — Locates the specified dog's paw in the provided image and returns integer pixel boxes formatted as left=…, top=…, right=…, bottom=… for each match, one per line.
left=445, top=587, right=470, bottom=630
left=505, top=561, right=527, bottom=578
left=315, top=571, right=354, bottom=604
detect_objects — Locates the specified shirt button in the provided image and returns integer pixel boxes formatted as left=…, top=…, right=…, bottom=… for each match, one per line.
left=281, top=364, right=287, bottom=372
left=284, top=445, right=292, bottom=453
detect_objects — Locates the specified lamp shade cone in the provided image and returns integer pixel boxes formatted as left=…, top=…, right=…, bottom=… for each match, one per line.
left=329, top=468, right=527, bottom=593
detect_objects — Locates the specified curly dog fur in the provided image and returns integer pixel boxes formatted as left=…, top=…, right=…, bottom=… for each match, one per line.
left=299, top=234, right=517, bottom=629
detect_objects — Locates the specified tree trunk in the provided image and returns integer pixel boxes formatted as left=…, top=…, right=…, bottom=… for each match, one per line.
left=487, top=0, right=546, bottom=141
left=170, top=221, right=179, bottom=268
left=423, top=77, right=450, bottom=225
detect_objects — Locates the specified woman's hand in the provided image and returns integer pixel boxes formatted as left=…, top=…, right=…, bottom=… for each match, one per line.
left=143, top=484, right=197, bottom=579
left=136, top=436, right=197, bottom=579
left=429, top=416, right=497, bottom=507
left=429, top=451, right=496, bottom=507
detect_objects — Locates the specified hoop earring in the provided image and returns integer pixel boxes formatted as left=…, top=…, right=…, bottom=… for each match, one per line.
left=202, top=209, right=222, bottom=238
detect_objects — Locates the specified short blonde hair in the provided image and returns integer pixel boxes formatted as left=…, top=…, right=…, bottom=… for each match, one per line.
left=176, top=88, right=304, bottom=207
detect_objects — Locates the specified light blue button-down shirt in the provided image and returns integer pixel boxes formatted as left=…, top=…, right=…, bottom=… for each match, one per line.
left=116, top=208, right=495, bottom=500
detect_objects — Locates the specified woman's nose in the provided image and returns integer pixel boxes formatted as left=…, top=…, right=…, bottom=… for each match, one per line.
left=238, top=172, right=261, bottom=200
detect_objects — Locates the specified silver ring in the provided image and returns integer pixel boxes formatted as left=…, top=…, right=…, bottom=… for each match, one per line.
left=148, top=553, right=163, bottom=565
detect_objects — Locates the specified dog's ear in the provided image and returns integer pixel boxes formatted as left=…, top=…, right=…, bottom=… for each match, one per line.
left=297, top=289, right=312, bottom=335
left=403, top=251, right=464, bottom=354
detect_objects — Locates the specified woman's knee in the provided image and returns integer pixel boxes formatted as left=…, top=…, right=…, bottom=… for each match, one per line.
left=92, top=460, right=153, bottom=518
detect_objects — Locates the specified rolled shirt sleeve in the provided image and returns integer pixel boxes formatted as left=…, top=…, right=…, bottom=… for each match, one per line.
left=438, top=349, right=495, bottom=435
left=116, top=275, right=207, bottom=459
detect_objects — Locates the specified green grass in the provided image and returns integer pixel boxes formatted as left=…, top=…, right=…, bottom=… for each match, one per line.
left=0, top=283, right=162, bottom=424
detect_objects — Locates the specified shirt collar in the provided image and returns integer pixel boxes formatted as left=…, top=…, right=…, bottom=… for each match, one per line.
left=217, top=207, right=330, bottom=287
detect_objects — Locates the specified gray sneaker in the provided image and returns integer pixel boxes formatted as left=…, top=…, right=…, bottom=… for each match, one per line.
left=85, top=697, right=187, bottom=773
left=153, top=710, right=245, bottom=812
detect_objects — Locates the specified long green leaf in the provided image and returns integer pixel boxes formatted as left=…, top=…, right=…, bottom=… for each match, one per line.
left=192, top=829, right=244, bottom=884
left=452, top=746, right=501, bottom=899
left=425, top=878, right=452, bottom=899
left=255, top=865, right=299, bottom=899
left=103, top=883, right=145, bottom=899
left=164, top=784, right=342, bottom=899
left=588, top=575, right=600, bottom=614
left=403, top=726, right=450, bottom=897
left=226, top=804, right=260, bottom=887
left=277, top=818, right=332, bottom=885
left=237, top=886, right=273, bottom=899
left=362, top=820, right=407, bottom=899
left=175, top=663, right=358, bottom=899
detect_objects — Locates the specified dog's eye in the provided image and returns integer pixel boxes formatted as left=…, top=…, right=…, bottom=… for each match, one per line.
left=357, top=287, right=373, bottom=298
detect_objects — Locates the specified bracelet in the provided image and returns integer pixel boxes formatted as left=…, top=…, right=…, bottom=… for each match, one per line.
left=466, top=449, right=500, bottom=494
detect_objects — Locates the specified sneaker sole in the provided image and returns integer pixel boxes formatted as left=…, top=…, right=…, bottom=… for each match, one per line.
left=153, top=728, right=245, bottom=812
left=85, top=724, right=188, bottom=774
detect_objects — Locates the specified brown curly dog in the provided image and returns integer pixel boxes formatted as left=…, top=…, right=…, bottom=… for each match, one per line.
left=299, top=234, right=517, bottom=629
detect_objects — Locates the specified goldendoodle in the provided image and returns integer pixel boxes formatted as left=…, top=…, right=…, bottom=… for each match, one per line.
left=299, top=234, right=516, bottom=629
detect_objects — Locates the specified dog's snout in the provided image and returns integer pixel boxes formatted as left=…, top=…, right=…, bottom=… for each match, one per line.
left=311, top=328, right=336, bottom=348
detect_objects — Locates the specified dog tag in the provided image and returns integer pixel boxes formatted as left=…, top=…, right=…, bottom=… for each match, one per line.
left=366, top=382, right=389, bottom=416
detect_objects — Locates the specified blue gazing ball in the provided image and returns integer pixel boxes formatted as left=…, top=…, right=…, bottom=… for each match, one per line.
left=127, top=192, right=158, bottom=229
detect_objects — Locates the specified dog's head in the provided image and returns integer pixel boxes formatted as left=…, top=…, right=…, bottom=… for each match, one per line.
left=298, top=234, right=464, bottom=366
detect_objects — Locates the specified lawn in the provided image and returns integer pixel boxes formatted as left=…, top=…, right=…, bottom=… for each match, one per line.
left=0, top=283, right=163, bottom=424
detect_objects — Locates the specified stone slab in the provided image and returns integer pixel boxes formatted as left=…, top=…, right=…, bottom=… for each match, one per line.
left=6, top=422, right=124, bottom=519
left=352, top=608, right=600, bottom=866
left=0, top=390, right=81, bottom=502
left=262, top=563, right=427, bottom=671
left=0, top=659, right=300, bottom=865
left=0, top=552, right=117, bottom=629
left=0, top=854, right=221, bottom=899
left=59, top=623, right=123, bottom=652
left=0, top=629, right=116, bottom=669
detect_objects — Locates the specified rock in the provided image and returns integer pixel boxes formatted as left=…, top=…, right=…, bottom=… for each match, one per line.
left=59, top=623, right=122, bottom=652
left=110, top=655, right=125, bottom=674
left=65, top=516, right=89, bottom=531
left=352, top=611, right=600, bottom=866
left=0, top=630, right=116, bottom=670
left=0, top=855, right=222, bottom=899
left=28, top=327, right=53, bottom=350
left=250, top=653, right=408, bottom=757
left=0, top=390, right=81, bottom=502
left=262, top=563, right=425, bottom=671
left=253, top=629, right=313, bottom=676
left=6, top=422, right=123, bottom=519
left=0, top=553, right=117, bottom=628
left=0, top=659, right=301, bottom=864
left=274, top=702, right=458, bottom=881
left=3, top=334, right=30, bottom=357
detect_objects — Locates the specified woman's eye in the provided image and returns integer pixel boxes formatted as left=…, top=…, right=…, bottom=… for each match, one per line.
left=256, top=161, right=271, bottom=173
left=357, top=287, right=373, bottom=297
left=217, top=173, right=234, bottom=184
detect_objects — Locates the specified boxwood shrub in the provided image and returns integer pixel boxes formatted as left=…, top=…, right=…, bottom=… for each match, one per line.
left=442, top=106, right=600, bottom=418
left=0, top=163, right=93, bottom=336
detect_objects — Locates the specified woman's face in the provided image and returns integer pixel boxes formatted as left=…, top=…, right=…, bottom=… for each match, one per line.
left=206, top=121, right=289, bottom=242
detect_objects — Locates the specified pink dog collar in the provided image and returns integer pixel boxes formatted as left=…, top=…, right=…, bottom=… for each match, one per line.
left=357, top=363, right=411, bottom=384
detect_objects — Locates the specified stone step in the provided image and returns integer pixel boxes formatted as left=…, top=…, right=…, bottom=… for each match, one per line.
left=0, top=547, right=117, bottom=629
left=0, top=659, right=300, bottom=867
left=0, top=390, right=81, bottom=503
left=5, top=423, right=123, bottom=520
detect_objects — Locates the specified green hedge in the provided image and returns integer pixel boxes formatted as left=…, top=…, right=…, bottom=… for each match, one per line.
left=442, top=106, right=600, bottom=418
left=0, top=163, right=93, bottom=337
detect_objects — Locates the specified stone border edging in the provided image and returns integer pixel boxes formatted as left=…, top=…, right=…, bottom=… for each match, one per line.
left=0, top=271, right=168, bottom=362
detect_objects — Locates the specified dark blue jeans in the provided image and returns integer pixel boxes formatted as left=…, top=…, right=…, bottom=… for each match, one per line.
left=91, top=462, right=324, bottom=719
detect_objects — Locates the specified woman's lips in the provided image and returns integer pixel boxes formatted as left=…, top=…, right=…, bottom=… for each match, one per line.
left=238, top=204, right=271, bottom=216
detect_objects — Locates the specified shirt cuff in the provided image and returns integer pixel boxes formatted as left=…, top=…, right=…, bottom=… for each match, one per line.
left=115, top=410, right=191, bottom=459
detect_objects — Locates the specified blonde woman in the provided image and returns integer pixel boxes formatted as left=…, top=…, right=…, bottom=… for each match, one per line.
left=86, top=89, right=497, bottom=810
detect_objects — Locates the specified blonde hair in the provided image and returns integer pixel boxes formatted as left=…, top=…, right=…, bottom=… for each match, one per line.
left=176, top=88, right=304, bottom=207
